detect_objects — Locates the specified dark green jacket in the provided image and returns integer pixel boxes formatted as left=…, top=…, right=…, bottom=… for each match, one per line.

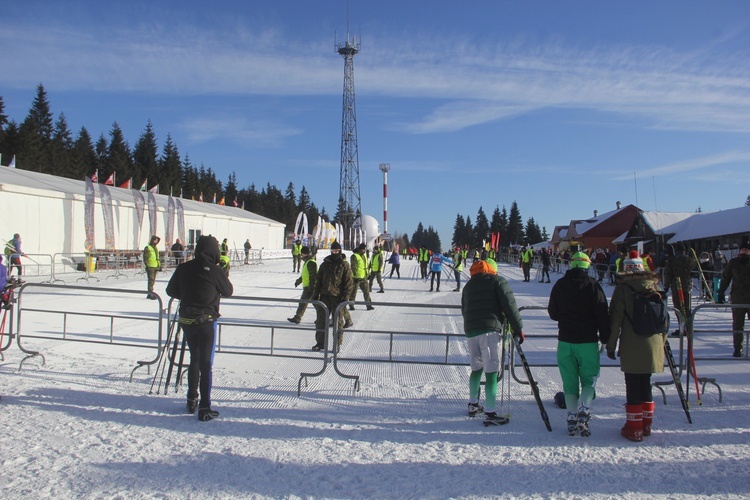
left=461, top=273, right=524, bottom=338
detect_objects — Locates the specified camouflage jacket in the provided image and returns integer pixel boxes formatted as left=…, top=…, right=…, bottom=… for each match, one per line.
left=718, top=254, right=750, bottom=304
left=663, top=253, right=694, bottom=290
left=313, top=252, right=354, bottom=300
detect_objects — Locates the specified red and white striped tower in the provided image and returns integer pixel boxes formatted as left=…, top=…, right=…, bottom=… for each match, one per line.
left=379, top=163, right=391, bottom=235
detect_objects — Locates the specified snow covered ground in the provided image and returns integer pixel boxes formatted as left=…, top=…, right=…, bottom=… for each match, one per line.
left=1, top=255, right=749, bottom=499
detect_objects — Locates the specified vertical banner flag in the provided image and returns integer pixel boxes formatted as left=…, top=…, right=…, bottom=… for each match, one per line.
left=100, top=184, right=116, bottom=250
left=147, top=191, right=158, bottom=239
left=132, top=188, right=145, bottom=249
left=84, top=176, right=96, bottom=252
left=175, top=198, right=186, bottom=247
left=166, top=195, right=175, bottom=250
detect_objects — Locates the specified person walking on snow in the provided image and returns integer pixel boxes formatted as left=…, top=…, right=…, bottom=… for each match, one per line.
left=166, top=235, right=233, bottom=422
left=429, top=249, right=453, bottom=292
left=418, top=245, right=430, bottom=279
left=144, top=235, right=161, bottom=298
left=521, top=246, right=534, bottom=282
left=311, top=241, right=354, bottom=351
left=349, top=243, right=375, bottom=310
left=607, top=251, right=666, bottom=442
left=387, top=250, right=401, bottom=279
left=548, top=251, right=610, bottom=437
left=452, top=247, right=464, bottom=291
left=291, top=239, right=303, bottom=272
left=368, top=246, right=385, bottom=293
left=288, top=246, right=317, bottom=324
left=717, top=242, right=750, bottom=357
left=461, top=259, right=525, bottom=426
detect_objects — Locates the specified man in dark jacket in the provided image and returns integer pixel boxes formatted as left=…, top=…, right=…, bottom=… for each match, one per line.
left=548, top=251, right=610, bottom=436
left=717, top=242, right=750, bottom=357
left=461, top=259, right=524, bottom=426
left=663, top=243, right=695, bottom=335
left=311, top=241, right=354, bottom=351
left=166, top=235, right=233, bottom=421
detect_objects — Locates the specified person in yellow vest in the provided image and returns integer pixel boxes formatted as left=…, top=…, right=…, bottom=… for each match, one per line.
left=349, top=243, right=375, bottom=310
left=521, top=246, right=534, bottom=282
left=418, top=244, right=430, bottom=279
left=452, top=247, right=465, bottom=292
left=219, top=254, right=230, bottom=276
left=368, top=246, right=385, bottom=293
left=144, top=235, right=161, bottom=299
left=288, top=246, right=317, bottom=324
left=487, top=247, right=497, bottom=261
left=291, top=239, right=302, bottom=272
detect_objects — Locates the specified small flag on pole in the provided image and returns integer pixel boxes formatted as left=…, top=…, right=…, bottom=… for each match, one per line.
left=218, top=197, right=225, bottom=206
left=212, top=193, right=217, bottom=204
left=8, top=155, right=16, bottom=168
left=149, top=184, right=159, bottom=194
left=104, top=172, right=115, bottom=186
left=91, top=168, right=98, bottom=182
left=118, top=178, right=132, bottom=189
left=198, top=192, right=203, bottom=202
left=140, top=179, right=147, bottom=191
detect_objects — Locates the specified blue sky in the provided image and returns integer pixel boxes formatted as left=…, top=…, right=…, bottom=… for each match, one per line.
left=2, top=1, right=749, bottom=245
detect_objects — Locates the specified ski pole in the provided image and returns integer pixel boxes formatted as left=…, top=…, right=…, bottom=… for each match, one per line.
left=149, top=307, right=178, bottom=394
left=512, top=333, right=552, bottom=432
left=174, top=330, right=188, bottom=394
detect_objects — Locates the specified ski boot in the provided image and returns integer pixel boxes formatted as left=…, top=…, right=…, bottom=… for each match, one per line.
left=483, top=412, right=509, bottom=426
left=198, top=407, right=220, bottom=421
left=567, top=412, right=578, bottom=436
left=467, top=402, right=484, bottom=417
left=577, top=405, right=591, bottom=437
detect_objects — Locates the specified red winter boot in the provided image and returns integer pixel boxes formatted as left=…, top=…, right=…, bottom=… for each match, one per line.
left=621, top=403, right=643, bottom=442
left=642, top=401, right=655, bottom=437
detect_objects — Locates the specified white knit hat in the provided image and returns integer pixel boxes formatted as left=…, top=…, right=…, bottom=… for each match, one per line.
left=623, top=250, right=644, bottom=272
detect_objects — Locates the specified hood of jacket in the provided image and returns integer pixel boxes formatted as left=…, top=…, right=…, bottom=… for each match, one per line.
left=195, top=235, right=220, bottom=266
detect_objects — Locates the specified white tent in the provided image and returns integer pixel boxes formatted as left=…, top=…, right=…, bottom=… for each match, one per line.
left=0, top=167, right=285, bottom=258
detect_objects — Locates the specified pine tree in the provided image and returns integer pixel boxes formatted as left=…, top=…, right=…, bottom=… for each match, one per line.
left=746, top=195, right=750, bottom=207
left=105, top=122, right=133, bottom=185
left=452, top=214, right=466, bottom=248
left=50, top=112, right=73, bottom=176
left=525, top=217, right=542, bottom=245
left=71, top=127, right=97, bottom=180
left=474, top=206, right=490, bottom=249
left=159, top=134, right=181, bottom=195
left=19, top=83, right=55, bottom=171
left=94, top=134, right=108, bottom=178
left=224, top=172, right=238, bottom=205
left=181, top=156, right=200, bottom=198
left=507, top=201, right=524, bottom=245
left=133, top=120, right=159, bottom=188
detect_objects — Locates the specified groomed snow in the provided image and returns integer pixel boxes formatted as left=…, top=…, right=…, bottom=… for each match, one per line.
left=2, top=256, right=749, bottom=499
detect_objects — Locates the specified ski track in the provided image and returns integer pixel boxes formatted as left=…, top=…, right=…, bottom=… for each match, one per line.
left=1, top=257, right=749, bottom=499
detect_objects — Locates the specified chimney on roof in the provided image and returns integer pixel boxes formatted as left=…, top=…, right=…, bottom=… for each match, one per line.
left=594, top=210, right=598, bottom=217
left=616, top=201, right=621, bottom=209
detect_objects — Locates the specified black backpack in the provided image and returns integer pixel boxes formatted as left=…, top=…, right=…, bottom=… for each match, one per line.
left=622, top=283, right=670, bottom=337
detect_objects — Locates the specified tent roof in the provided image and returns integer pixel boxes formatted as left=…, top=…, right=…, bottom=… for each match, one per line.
left=0, top=167, right=284, bottom=227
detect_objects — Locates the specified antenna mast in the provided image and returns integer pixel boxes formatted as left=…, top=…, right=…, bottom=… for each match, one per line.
left=335, top=9, right=362, bottom=249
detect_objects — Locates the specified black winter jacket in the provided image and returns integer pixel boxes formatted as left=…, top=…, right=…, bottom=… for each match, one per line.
left=548, top=268, right=610, bottom=344
left=166, top=237, right=233, bottom=320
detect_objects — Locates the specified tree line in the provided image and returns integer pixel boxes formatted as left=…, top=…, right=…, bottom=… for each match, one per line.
left=0, top=84, right=328, bottom=234
left=0, top=84, right=548, bottom=248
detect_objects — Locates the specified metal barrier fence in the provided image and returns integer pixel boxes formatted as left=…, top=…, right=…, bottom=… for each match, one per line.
left=5, top=282, right=747, bottom=404
left=13, top=283, right=166, bottom=379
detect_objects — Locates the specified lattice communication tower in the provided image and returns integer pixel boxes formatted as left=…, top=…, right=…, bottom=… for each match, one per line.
left=336, top=33, right=362, bottom=243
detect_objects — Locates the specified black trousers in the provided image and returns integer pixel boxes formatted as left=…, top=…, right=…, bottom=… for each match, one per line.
left=184, top=321, right=216, bottom=409
left=624, top=372, right=653, bottom=405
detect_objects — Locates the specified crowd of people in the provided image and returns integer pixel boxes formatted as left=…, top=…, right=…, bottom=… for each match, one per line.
left=4, top=231, right=747, bottom=434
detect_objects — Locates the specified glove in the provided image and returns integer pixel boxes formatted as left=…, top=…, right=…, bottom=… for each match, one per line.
left=607, top=351, right=616, bottom=360
left=294, top=277, right=302, bottom=287
left=514, top=331, right=525, bottom=345
left=718, top=294, right=725, bottom=304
